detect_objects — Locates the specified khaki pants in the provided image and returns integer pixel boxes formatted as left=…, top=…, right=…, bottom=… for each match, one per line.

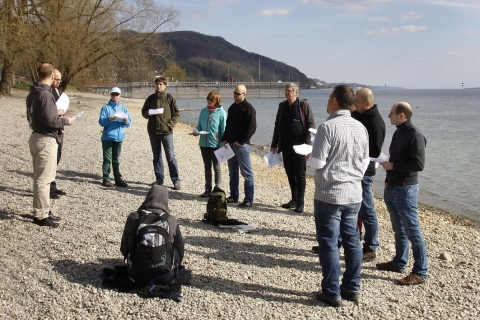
left=29, top=133, right=58, bottom=219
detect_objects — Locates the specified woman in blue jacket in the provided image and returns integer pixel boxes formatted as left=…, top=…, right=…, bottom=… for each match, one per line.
left=193, top=91, right=226, bottom=197
left=98, top=87, right=132, bottom=187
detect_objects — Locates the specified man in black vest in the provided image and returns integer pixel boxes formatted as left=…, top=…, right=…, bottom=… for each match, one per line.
left=271, top=83, right=315, bottom=213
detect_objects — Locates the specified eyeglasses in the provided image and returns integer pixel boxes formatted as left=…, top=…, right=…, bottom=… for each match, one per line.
left=111, top=93, right=120, bottom=96
left=233, top=91, right=243, bottom=96
left=54, top=79, right=62, bottom=82
left=206, top=98, right=214, bottom=102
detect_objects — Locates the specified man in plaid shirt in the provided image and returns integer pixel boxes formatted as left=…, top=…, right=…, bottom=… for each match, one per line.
left=309, top=85, right=369, bottom=307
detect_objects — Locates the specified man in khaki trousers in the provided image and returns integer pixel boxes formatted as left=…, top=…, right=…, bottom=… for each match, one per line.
left=26, top=63, right=76, bottom=227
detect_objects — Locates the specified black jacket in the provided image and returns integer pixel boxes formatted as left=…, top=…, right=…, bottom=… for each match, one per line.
left=352, top=105, right=386, bottom=176
left=271, top=98, right=315, bottom=153
left=386, top=119, right=426, bottom=186
left=222, top=99, right=256, bottom=145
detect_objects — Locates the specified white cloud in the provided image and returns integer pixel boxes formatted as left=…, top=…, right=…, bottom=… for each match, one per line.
left=258, top=8, right=292, bottom=17
left=301, top=0, right=390, bottom=12
left=401, top=12, right=422, bottom=19
left=365, top=25, right=429, bottom=35
left=368, top=16, right=389, bottom=22
left=415, top=0, right=480, bottom=10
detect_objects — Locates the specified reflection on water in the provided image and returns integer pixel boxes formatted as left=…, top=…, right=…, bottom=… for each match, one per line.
left=178, top=89, right=480, bottom=221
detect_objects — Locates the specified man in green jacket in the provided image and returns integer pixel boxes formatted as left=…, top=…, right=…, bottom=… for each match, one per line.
left=141, top=77, right=181, bottom=190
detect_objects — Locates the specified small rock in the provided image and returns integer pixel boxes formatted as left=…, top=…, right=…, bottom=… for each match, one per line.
left=439, top=252, right=453, bottom=262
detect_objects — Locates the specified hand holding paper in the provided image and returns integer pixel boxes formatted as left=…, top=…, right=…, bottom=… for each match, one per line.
left=56, top=93, right=70, bottom=113
left=293, top=144, right=313, bottom=156
left=114, top=111, right=128, bottom=121
left=264, top=151, right=282, bottom=168
left=214, top=143, right=235, bottom=162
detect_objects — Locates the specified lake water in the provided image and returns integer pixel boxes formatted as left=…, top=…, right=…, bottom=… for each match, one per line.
left=177, top=88, right=480, bottom=221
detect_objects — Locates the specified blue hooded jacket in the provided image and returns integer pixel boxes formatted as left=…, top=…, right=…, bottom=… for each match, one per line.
left=196, top=106, right=226, bottom=148
left=98, top=100, right=132, bottom=142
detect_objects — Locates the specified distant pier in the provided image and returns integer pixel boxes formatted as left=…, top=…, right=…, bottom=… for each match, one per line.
left=90, top=81, right=298, bottom=99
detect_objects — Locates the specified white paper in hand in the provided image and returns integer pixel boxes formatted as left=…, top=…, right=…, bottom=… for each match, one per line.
left=149, top=108, right=164, bottom=115
left=114, top=111, right=128, bottom=121
left=56, top=93, right=69, bottom=113
left=264, top=151, right=282, bottom=168
left=75, top=111, right=85, bottom=118
left=214, top=143, right=235, bottom=162
left=191, top=128, right=208, bottom=135
left=370, top=152, right=389, bottom=168
left=293, top=144, right=313, bottom=156
left=309, top=128, right=317, bottom=142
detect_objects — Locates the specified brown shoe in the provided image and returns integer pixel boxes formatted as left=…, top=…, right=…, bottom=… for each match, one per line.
left=363, top=250, right=376, bottom=261
left=102, top=181, right=114, bottom=187
left=376, top=261, right=404, bottom=273
left=397, top=272, right=425, bottom=285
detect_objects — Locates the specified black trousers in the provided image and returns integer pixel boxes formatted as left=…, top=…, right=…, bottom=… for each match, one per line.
left=282, top=146, right=306, bottom=205
left=51, top=135, right=63, bottom=191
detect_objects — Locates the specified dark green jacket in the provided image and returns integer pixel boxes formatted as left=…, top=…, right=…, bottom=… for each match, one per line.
left=141, top=92, right=179, bottom=135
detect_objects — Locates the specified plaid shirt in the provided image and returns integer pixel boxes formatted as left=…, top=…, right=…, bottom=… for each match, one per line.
left=312, top=110, right=369, bottom=205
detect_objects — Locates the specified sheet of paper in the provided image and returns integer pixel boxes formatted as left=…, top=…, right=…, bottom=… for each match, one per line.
left=214, top=143, right=235, bottom=162
left=264, top=151, right=282, bottom=168
left=75, top=111, right=84, bottom=118
left=370, top=152, right=389, bottom=163
left=191, top=129, right=209, bottom=135
left=114, top=111, right=128, bottom=121
left=56, top=93, right=69, bottom=112
left=149, top=108, right=164, bottom=115
left=293, top=144, right=313, bottom=156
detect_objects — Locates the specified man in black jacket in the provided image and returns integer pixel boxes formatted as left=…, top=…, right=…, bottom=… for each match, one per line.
left=49, top=69, right=67, bottom=198
left=222, top=84, right=256, bottom=208
left=377, top=102, right=428, bottom=286
left=271, top=83, right=315, bottom=213
left=27, top=63, right=76, bottom=227
left=352, top=88, right=385, bottom=260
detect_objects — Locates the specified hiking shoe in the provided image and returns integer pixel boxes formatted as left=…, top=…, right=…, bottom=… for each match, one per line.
left=48, top=211, right=61, bottom=221
left=226, top=196, right=238, bottom=204
left=52, top=189, right=67, bottom=195
left=238, top=201, right=252, bottom=208
left=200, top=189, right=211, bottom=198
left=363, top=250, right=376, bottom=261
left=315, top=291, right=343, bottom=308
left=50, top=193, right=60, bottom=199
left=293, top=203, right=304, bottom=213
left=397, top=272, right=425, bottom=285
left=281, top=200, right=297, bottom=209
left=151, top=180, right=164, bottom=186
left=376, top=261, right=404, bottom=273
left=340, top=288, right=359, bottom=302
left=312, top=246, right=319, bottom=254
left=173, top=181, right=181, bottom=190
left=102, top=181, right=114, bottom=187
left=115, top=180, right=128, bottom=188
left=33, top=217, right=59, bottom=228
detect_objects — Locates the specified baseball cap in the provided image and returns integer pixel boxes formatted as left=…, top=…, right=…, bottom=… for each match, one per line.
left=110, top=87, right=121, bottom=94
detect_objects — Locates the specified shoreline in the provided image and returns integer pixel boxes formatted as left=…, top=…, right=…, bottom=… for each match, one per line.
left=1, top=89, right=480, bottom=318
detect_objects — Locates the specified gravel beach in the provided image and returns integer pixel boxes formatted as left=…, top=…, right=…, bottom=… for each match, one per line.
left=1, top=90, right=479, bottom=319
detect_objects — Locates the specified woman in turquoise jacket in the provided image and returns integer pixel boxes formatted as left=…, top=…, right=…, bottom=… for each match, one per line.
left=193, top=91, right=226, bottom=197
left=98, top=87, right=132, bottom=188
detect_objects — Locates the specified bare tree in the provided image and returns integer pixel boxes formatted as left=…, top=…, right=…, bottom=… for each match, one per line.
left=0, top=0, right=178, bottom=94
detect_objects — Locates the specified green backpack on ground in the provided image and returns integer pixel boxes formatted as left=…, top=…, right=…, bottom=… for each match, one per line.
left=203, top=187, right=227, bottom=224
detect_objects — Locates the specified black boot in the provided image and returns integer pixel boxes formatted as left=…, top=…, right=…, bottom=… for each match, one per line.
left=200, top=188, right=211, bottom=198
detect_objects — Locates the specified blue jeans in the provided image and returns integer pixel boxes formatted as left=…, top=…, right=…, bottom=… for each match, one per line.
left=149, top=134, right=180, bottom=184
left=384, top=184, right=427, bottom=279
left=227, top=143, right=254, bottom=203
left=358, top=175, right=379, bottom=251
left=314, top=200, right=362, bottom=300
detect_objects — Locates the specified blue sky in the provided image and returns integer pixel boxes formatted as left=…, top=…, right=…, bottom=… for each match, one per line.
left=157, top=0, right=480, bottom=89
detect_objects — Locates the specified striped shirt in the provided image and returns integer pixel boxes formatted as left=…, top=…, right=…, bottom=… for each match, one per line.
left=311, top=110, right=369, bottom=205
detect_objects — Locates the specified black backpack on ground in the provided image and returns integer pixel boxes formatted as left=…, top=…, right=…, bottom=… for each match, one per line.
left=127, top=211, right=174, bottom=279
left=203, top=187, right=228, bottom=224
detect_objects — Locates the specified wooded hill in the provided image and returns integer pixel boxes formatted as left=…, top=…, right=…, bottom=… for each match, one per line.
left=160, top=31, right=315, bottom=88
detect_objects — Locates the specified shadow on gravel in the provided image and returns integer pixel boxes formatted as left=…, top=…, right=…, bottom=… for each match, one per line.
left=185, top=235, right=317, bottom=271
left=0, top=209, right=15, bottom=220
left=51, top=258, right=123, bottom=287
left=178, top=218, right=315, bottom=241
left=0, top=184, right=33, bottom=197
left=191, top=274, right=317, bottom=306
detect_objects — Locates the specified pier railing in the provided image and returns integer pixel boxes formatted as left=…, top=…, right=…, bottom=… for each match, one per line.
left=89, top=81, right=299, bottom=99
